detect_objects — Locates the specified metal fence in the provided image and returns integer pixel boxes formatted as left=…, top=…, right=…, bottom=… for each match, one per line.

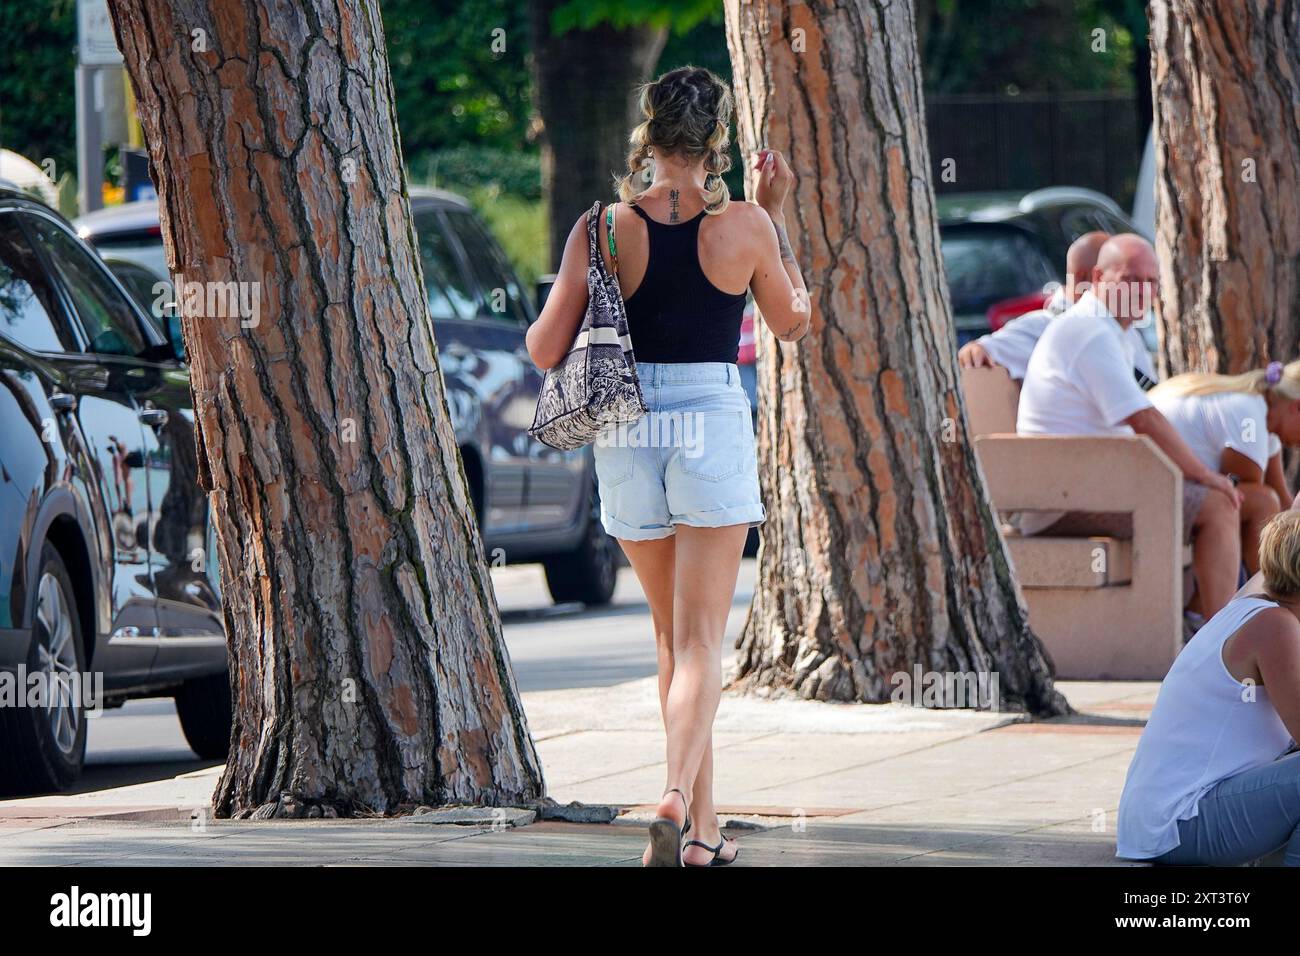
left=925, top=92, right=1143, bottom=208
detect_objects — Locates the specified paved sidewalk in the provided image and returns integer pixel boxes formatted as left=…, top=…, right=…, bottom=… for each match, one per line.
left=0, top=678, right=1154, bottom=865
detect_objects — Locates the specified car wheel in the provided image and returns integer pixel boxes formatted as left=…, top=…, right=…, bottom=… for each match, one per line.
left=0, top=544, right=88, bottom=795
left=175, top=673, right=232, bottom=760
left=542, top=480, right=618, bottom=606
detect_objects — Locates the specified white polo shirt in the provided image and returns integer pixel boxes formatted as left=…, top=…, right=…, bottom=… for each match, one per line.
left=1152, top=389, right=1282, bottom=474
left=978, top=287, right=1157, bottom=382
left=1017, top=292, right=1154, bottom=436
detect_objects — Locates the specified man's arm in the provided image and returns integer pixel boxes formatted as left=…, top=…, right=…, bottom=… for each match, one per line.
left=958, top=312, right=1053, bottom=374
left=1125, top=406, right=1241, bottom=508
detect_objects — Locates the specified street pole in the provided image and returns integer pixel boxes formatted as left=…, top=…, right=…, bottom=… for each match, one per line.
left=75, top=64, right=104, bottom=214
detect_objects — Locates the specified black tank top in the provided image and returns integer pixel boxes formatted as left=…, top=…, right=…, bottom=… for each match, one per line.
left=622, top=204, right=747, bottom=364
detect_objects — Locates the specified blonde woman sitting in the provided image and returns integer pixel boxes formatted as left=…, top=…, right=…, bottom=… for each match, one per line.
left=1150, top=360, right=1300, bottom=619
left=1117, top=508, right=1300, bottom=866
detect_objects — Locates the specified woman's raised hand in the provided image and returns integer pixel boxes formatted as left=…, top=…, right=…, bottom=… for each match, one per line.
left=753, top=148, right=794, bottom=215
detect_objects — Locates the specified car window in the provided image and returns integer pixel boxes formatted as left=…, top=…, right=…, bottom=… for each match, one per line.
left=86, top=234, right=170, bottom=286
left=1096, top=211, right=1133, bottom=235
left=0, top=214, right=75, bottom=352
left=103, top=257, right=170, bottom=334
left=940, top=226, right=1054, bottom=313
left=1060, top=208, right=1097, bottom=243
left=414, top=210, right=478, bottom=320
left=443, top=210, right=529, bottom=325
left=25, top=216, right=151, bottom=357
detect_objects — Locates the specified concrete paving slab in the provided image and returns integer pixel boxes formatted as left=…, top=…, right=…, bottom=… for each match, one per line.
left=521, top=675, right=1021, bottom=738
left=0, top=678, right=1156, bottom=865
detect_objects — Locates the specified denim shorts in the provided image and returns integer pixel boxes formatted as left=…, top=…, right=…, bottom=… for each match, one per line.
left=592, top=362, right=766, bottom=541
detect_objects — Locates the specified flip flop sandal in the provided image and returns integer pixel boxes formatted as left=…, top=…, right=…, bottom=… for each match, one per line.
left=645, top=787, right=690, bottom=867
left=683, top=833, right=739, bottom=868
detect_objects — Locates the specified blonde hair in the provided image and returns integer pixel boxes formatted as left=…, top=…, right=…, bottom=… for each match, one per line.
left=1149, top=360, right=1300, bottom=403
left=616, top=66, right=733, bottom=215
left=1260, top=510, right=1300, bottom=598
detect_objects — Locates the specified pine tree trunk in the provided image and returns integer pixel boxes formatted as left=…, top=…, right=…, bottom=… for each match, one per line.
left=528, top=0, right=666, bottom=270
left=724, top=0, right=1066, bottom=715
left=1149, top=0, right=1300, bottom=375
left=107, top=0, right=544, bottom=817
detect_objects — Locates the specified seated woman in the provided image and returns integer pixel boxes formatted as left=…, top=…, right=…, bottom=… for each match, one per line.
left=1150, top=360, right=1300, bottom=582
left=1117, top=508, right=1300, bottom=866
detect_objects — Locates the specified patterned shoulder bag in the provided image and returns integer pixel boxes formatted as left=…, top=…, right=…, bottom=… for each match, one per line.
left=528, top=201, right=648, bottom=450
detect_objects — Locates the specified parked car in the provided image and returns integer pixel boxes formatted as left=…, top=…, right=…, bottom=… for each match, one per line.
left=75, top=188, right=618, bottom=609
left=0, top=183, right=229, bottom=793
left=937, top=186, right=1146, bottom=347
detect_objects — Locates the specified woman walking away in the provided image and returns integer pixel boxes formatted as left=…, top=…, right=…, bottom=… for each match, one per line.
left=1150, top=360, right=1300, bottom=580
left=1117, top=508, right=1300, bottom=866
left=526, top=66, right=812, bottom=866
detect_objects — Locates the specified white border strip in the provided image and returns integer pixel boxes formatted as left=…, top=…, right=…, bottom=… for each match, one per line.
left=573, top=327, right=633, bottom=351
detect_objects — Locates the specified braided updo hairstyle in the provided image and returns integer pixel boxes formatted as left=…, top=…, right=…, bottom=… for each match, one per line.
left=616, top=66, right=733, bottom=215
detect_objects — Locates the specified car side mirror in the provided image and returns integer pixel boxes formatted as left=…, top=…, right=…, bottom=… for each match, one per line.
left=534, top=274, right=557, bottom=318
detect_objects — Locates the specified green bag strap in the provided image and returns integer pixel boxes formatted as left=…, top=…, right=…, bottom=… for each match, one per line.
left=605, top=203, right=618, bottom=271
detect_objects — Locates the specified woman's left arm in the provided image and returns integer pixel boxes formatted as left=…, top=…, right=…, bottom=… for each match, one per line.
left=526, top=212, right=594, bottom=370
left=1254, top=610, right=1300, bottom=743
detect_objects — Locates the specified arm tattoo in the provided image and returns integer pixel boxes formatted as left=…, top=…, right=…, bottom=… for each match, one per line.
left=778, top=317, right=807, bottom=340
left=668, top=188, right=680, bottom=223
left=775, top=221, right=796, bottom=263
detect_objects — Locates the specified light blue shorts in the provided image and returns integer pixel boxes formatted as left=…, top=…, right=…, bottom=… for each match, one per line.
left=593, top=362, right=766, bottom=541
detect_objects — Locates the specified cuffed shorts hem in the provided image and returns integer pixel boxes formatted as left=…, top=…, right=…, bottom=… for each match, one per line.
left=672, top=503, right=767, bottom=531
left=599, top=511, right=677, bottom=541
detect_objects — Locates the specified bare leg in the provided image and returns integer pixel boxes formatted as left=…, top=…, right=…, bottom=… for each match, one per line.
left=682, top=731, right=738, bottom=864
left=654, top=523, right=748, bottom=863
left=1239, top=482, right=1282, bottom=575
left=1189, top=491, right=1243, bottom=619
left=616, top=536, right=677, bottom=866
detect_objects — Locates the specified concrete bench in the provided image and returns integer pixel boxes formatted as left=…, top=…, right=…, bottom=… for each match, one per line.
left=961, top=366, right=1186, bottom=680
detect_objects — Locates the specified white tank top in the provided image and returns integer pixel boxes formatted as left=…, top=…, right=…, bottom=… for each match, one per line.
left=1116, top=595, right=1295, bottom=860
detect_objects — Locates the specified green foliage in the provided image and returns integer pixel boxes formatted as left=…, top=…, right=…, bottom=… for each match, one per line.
left=381, top=0, right=533, bottom=156
left=408, top=144, right=541, bottom=201
left=0, top=1, right=77, bottom=180
left=551, top=0, right=720, bottom=35
left=917, top=0, right=1136, bottom=94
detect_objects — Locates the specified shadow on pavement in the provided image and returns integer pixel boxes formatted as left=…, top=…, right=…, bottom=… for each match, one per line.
left=71, top=758, right=220, bottom=795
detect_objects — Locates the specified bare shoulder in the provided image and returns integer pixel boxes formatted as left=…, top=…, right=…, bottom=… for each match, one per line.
left=1240, top=603, right=1300, bottom=652
left=554, top=208, right=599, bottom=276
left=728, top=199, right=774, bottom=227
left=716, top=201, right=777, bottom=248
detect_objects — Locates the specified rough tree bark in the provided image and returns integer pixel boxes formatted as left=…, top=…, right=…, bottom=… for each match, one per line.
left=528, top=0, right=666, bottom=270
left=724, top=0, right=1066, bottom=714
left=1149, top=0, right=1300, bottom=376
left=107, top=0, right=544, bottom=817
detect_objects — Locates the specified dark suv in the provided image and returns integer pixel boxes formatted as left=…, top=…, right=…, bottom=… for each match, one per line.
left=74, top=188, right=616, bottom=605
left=0, top=185, right=229, bottom=792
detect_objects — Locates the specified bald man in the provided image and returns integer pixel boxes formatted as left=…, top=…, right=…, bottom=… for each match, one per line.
left=1017, top=233, right=1244, bottom=619
left=958, top=231, right=1156, bottom=385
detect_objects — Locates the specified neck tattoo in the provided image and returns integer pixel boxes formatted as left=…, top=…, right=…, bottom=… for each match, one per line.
left=668, top=188, right=680, bottom=223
